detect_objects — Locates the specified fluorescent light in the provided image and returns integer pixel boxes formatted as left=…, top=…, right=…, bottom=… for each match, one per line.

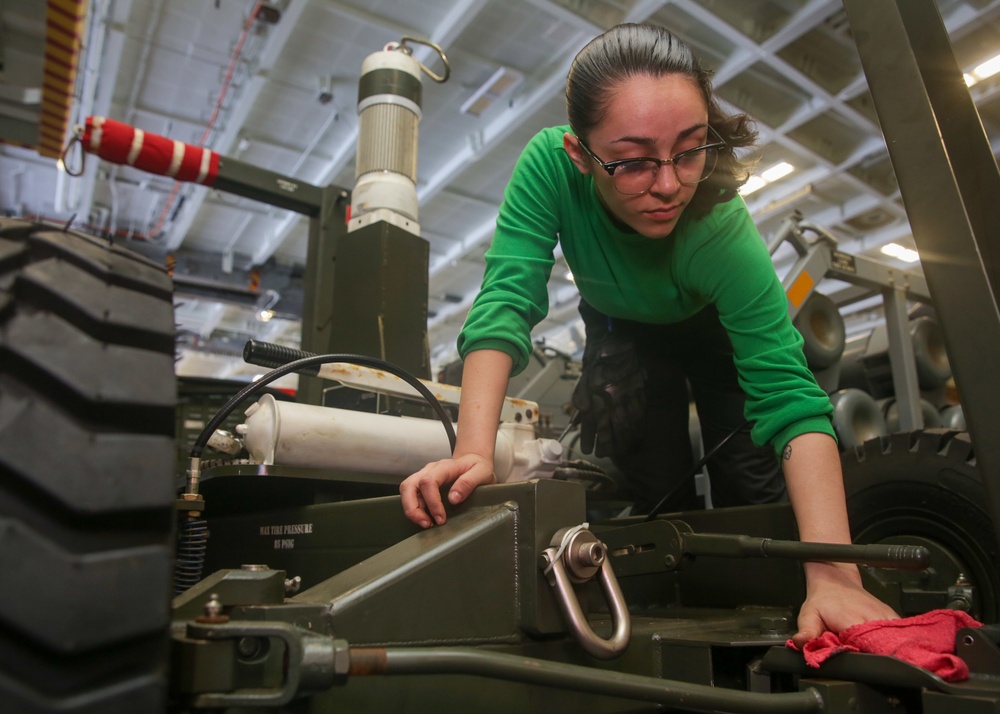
left=974, top=54, right=1000, bottom=80
left=966, top=52, right=1000, bottom=86
left=880, top=242, right=920, bottom=263
left=460, top=67, right=524, bottom=117
left=740, top=162, right=795, bottom=196
left=739, top=175, right=768, bottom=196
left=761, top=162, right=794, bottom=182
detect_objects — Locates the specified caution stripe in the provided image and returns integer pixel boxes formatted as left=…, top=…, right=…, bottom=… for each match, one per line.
left=36, top=0, right=88, bottom=158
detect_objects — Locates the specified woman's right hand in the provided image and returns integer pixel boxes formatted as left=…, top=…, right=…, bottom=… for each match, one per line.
left=399, top=453, right=497, bottom=528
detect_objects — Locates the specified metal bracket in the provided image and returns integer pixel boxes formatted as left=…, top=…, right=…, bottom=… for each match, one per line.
left=183, top=620, right=348, bottom=708
left=540, top=525, right=631, bottom=659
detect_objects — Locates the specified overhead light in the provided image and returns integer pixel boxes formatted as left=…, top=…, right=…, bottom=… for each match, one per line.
left=761, top=162, right=794, bottom=182
left=739, top=175, right=768, bottom=196
left=460, top=67, right=524, bottom=117
left=965, top=52, right=1000, bottom=86
left=740, top=161, right=795, bottom=196
left=880, top=242, right=920, bottom=263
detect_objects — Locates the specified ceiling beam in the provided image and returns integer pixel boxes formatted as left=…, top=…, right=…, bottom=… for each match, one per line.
left=160, top=0, right=316, bottom=251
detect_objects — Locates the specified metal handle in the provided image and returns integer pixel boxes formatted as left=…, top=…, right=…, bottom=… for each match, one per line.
left=243, top=339, right=320, bottom=374
left=541, top=526, right=631, bottom=659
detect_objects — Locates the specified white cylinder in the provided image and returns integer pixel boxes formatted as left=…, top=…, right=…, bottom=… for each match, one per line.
left=237, top=395, right=563, bottom=482
left=239, top=394, right=448, bottom=475
left=350, top=45, right=422, bottom=234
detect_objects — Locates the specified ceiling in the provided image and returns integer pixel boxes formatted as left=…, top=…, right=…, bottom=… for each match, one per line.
left=3, top=0, right=1000, bottom=386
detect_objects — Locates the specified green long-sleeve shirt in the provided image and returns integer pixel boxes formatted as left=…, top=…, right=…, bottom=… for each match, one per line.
left=458, top=126, right=833, bottom=453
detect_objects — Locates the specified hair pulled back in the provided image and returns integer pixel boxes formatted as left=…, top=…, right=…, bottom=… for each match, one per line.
left=567, top=23, right=758, bottom=214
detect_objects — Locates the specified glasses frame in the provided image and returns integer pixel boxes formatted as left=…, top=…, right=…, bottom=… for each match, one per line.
left=576, top=125, right=727, bottom=194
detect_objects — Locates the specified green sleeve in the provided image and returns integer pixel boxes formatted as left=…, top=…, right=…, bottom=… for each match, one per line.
left=457, top=130, right=563, bottom=375
left=682, top=201, right=836, bottom=454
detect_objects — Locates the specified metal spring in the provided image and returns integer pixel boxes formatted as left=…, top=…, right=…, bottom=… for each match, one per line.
left=174, top=517, right=209, bottom=595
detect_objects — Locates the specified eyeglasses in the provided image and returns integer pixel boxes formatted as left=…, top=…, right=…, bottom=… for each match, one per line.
left=576, top=126, right=726, bottom=195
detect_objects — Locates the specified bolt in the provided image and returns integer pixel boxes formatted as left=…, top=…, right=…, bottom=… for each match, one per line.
left=285, top=575, right=302, bottom=595
left=237, top=636, right=269, bottom=661
left=663, top=554, right=677, bottom=568
left=574, top=542, right=605, bottom=567
left=194, top=592, right=229, bottom=624
left=204, top=593, right=223, bottom=618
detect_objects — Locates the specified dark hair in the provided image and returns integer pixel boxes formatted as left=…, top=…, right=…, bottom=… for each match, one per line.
left=566, top=23, right=757, bottom=215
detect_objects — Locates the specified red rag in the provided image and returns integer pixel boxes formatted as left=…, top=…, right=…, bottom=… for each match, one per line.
left=788, top=609, right=982, bottom=682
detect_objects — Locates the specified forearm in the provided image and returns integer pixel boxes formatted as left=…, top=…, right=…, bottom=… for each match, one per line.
left=454, top=349, right=514, bottom=461
left=782, top=431, right=862, bottom=584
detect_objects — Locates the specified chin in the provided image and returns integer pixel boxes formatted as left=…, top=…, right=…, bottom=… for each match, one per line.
left=635, top=221, right=679, bottom=240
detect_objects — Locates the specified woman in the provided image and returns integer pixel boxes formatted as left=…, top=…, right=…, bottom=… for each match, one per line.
left=400, top=23, right=896, bottom=646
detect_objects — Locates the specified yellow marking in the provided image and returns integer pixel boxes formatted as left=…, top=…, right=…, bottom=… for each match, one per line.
left=786, top=271, right=815, bottom=309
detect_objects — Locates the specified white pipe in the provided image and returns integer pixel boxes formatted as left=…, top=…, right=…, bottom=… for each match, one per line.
left=236, top=395, right=562, bottom=483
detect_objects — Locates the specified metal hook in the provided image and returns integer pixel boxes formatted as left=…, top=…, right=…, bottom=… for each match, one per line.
left=399, top=35, right=451, bottom=83
left=541, top=525, right=631, bottom=659
left=60, top=125, right=86, bottom=177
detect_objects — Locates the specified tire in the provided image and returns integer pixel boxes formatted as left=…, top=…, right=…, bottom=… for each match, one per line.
left=0, top=219, right=176, bottom=713
left=843, top=430, right=1000, bottom=621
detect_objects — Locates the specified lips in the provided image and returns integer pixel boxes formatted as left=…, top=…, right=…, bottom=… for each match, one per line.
left=642, top=204, right=682, bottom=221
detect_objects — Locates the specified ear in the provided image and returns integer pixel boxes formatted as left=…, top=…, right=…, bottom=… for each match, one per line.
left=563, top=132, right=592, bottom=175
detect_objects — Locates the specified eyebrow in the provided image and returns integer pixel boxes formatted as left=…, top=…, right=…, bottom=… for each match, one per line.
left=609, top=123, right=708, bottom=148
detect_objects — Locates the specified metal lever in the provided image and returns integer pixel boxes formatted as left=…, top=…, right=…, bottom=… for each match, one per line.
left=540, top=525, right=631, bottom=660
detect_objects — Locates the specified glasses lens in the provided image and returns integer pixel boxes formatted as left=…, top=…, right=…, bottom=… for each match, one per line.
left=612, top=160, right=659, bottom=195
left=675, top=146, right=719, bottom=186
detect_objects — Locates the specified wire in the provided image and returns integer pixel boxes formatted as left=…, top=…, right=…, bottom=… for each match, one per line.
left=187, top=353, right=458, bottom=487
left=643, top=419, right=751, bottom=522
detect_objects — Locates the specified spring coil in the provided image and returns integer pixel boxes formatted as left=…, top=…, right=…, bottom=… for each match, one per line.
left=174, top=517, right=209, bottom=595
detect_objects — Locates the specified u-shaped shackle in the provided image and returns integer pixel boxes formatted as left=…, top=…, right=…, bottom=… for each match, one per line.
left=541, top=525, right=631, bottom=659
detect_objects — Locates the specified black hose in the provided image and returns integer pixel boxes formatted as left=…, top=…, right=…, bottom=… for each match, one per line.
left=189, top=351, right=457, bottom=461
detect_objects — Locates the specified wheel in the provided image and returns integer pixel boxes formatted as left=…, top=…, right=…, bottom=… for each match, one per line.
left=0, top=219, right=176, bottom=713
left=910, top=316, right=951, bottom=389
left=793, top=292, right=845, bottom=370
left=843, top=430, right=1000, bottom=621
left=829, top=388, right=887, bottom=448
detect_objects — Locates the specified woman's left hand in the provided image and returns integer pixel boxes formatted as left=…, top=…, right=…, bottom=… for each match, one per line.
left=791, top=561, right=899, bottom=648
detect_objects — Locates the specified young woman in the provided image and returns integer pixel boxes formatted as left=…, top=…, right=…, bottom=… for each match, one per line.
left=400, top=23, right=896, bottom=646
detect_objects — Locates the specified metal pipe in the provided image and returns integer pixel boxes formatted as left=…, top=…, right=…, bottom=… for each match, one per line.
left=683, top=533, right=931, bottom=571
left=348, top=647, right=823, bottom=714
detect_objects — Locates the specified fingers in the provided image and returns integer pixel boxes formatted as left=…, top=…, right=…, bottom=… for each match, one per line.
left=447, top=467, right=496, bottom=506
left=791, top=613, right=823, bottom=649
left=399, top=463, right=451, bottom=529
left=399, top=455, right=495, bottom=528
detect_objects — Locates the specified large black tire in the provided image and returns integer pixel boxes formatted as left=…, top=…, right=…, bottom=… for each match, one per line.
left=0, top=219, right=176, bottom=713
left=843, top=430, right=1000, bottom=621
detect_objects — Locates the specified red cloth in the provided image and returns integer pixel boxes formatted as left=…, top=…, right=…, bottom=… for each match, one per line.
left=82, top=116, right=220, bottom=186
left=788, top=609, right=982, bottom=682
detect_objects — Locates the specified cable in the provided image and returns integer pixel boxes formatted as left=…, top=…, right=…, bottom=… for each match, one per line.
left=643, top=419, right=751, bottom=522
left=186, top=352, right=457, bottom=494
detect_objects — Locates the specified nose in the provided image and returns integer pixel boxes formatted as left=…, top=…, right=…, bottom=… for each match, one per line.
left=649, top=161, right=681, bottom=197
